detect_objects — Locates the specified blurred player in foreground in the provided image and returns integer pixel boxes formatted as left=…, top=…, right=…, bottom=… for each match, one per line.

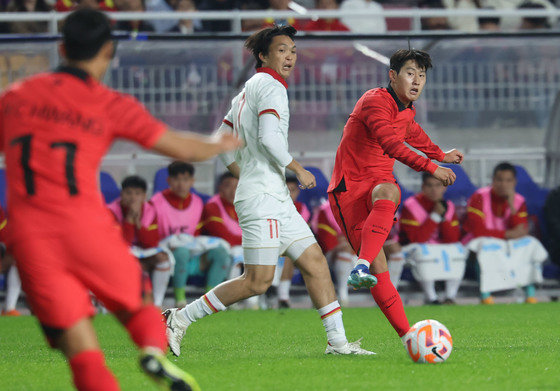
left=164, top=25, right=374, bottom=357
left=0, top=9, right=240, bottom=391
left=328, top=49, right=463, bottom=342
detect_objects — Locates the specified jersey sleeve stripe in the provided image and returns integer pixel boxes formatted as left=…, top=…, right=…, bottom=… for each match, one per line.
left=258, top=109, right=280, bottom=119
left=223, top=119, right=233, bottom=128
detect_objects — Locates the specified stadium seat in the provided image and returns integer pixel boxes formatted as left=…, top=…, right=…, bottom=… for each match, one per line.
left=296, top=166, right=329, bottom=212
left=514, top=165, right=550, bottom=237
left=0, top=169, right=6, bottom=209
left=99, top=171, right=120, bottom=204
left=152, top=167, right=211, bottom=203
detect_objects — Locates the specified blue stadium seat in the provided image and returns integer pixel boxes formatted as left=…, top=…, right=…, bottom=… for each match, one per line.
left=296, top=166, right=329, bottom=212
left=0, top=169, right=6, bottom=209
left=514, top=165, right=550, bottom=237
left=440, top=164, right=477, bottom=205
left=99, top=171, right=120, bottom=204
left=152, top=167, right=211, bottom=203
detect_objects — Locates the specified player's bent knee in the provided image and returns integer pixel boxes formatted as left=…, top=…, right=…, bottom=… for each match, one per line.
left=246, top=279, right=272, bottom=296
left=371, top=183, right=400, bottom=204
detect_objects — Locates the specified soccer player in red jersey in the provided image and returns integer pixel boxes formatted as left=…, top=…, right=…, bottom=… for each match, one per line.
left=327, top=49, right=463, bottom=341
left=0, top=9, right=240, bottom=391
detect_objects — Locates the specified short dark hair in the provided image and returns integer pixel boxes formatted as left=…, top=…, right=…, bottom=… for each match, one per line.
left=168, top=161, right=195, bottom=177
left=390, top=49, right=433, bottom=74
left=245, top=25, right=297, bottom=69
left=518, top=1, right=549, bottom=28
left=217, top=171, right=236, bottom=187
left=62, top=9, right=113, bottom=61
left=421, top=172, right=436, bottom=184
left=121, top=175, right=147, bottom=192
left=493, top=162, right=517, bottom=178
left=478, top=7, right=500, bottom=26
left=286, top=176, right=299, bottom=185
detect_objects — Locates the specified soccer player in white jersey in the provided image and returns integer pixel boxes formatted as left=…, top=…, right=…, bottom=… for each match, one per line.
left=164, top=25, right=373, bottom=357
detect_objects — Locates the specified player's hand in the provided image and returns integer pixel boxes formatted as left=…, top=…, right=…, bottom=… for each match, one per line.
left=216, top=133, right=243, bottom=153
left=442, top=149, right=464, bottom=164
left=433, top=167, right=456, bottom=186
left=296, top=169, right=316, bottom=190
left=505, top=224, right=529, bottom=240
left=433, top=200, right=447, bottom=216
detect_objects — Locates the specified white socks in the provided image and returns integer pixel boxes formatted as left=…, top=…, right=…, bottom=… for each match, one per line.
left=152, top=260, right=171, bottom=307
left=334, top=253, right=354, bottom=304
left=278, top=280, right=291, bottom=302
left=445, top=279, right=461, bottom=300
left=177, top=290, right=226, bottom=326
left=318, top=301, right=347, bottom=348
left=419, top=280, right=438, bottom=302
left=5, top=266, right=21, bottom=311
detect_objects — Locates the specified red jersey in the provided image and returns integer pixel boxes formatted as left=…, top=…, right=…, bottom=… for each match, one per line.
left=110, top=203, right=160, bottom=248
left=463, top=190, right=528, bottom=239
left=399, top=193, right=460, bottom=244
left=0, top=67, right=167, bottom=241
left=328, top=86, right=445, bottom=192
left=198, top=196, right=241, bottom=246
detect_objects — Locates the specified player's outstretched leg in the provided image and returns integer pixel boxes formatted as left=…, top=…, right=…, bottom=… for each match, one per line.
left=164, top=265, right=276, bottom=356
left=122, top=304, right=200, bottom=390
left=294, top=243, right=375, bottom=355
left=368, top=251, right=410, bottom=338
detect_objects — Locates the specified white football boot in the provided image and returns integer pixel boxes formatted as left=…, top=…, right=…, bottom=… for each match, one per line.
left=325, top=338, right=376, bottom=355
left=163, top=308, right=189, bottom=357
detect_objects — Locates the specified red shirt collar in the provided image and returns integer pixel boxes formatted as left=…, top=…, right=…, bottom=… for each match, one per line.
left=162, top=188, right=192, bottom=210
left=417, top=193, right=436, bottom=210
left=257, top=67, right=288, bottom=89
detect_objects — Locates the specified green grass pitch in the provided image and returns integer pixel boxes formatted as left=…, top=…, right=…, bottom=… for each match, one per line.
left=1, top=302, right=559, bottom=390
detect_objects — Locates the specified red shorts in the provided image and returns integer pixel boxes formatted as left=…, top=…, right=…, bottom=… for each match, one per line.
left=11, top=222, right=143, bottom=332
left=328, top=176, right=401, bottom=254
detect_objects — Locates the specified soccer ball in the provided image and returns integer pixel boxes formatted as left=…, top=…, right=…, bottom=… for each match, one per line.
left=402, top=319, right=453, bottom=363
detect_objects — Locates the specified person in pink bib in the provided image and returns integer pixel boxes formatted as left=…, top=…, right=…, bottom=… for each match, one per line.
left=463, top=162, right=535, bottom=304
left=399, top=172, right=461, bottom=304
left=108, top=176, right=172, bottom=307
left=150, top=162, right=231, bottom=307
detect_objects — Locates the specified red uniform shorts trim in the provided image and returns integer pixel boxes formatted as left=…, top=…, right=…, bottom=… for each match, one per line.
left=328, top=176, right=401, bottom=254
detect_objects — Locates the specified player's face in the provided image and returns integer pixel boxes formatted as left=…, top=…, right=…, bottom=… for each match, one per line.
left=287, top=181, right=300, bottom=202
left=389, top=60, right=427, bottom=106
left=260, top=35, right=297, bottom=80
left=219, top=177, right=238, bottom=203
left=421, top=177, right=446, bottom=201
left=167, top=173, right=194, bottom=198
left=121, top=187, right=146, bottom=207
left=492, top=170, right=516, bottom=198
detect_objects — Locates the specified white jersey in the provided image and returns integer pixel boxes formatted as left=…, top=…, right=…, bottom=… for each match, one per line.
left=223, top=68, right=291, bottom=204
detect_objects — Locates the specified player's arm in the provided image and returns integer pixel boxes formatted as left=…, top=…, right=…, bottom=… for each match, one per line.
left=152, top=129, right=241, bottom=162
left=258, top=113, right=316, bottom=189
left=406, top=121, right=464, bottom=165
left=214, top=120, right=240, bottom=178
left=109, top=93, right=242, bottom=162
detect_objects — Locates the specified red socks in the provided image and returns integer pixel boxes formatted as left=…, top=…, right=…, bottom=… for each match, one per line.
left=370, top=271, right=410, bottom=337
left=69, top=350, right=119, bottom=391
left=125, top=305, right=167, bottom=352
left=359, top=200, right=396, bottom=263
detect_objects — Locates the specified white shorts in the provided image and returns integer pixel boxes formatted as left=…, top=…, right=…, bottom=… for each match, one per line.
left=235, top=194, right=316, bottom=266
